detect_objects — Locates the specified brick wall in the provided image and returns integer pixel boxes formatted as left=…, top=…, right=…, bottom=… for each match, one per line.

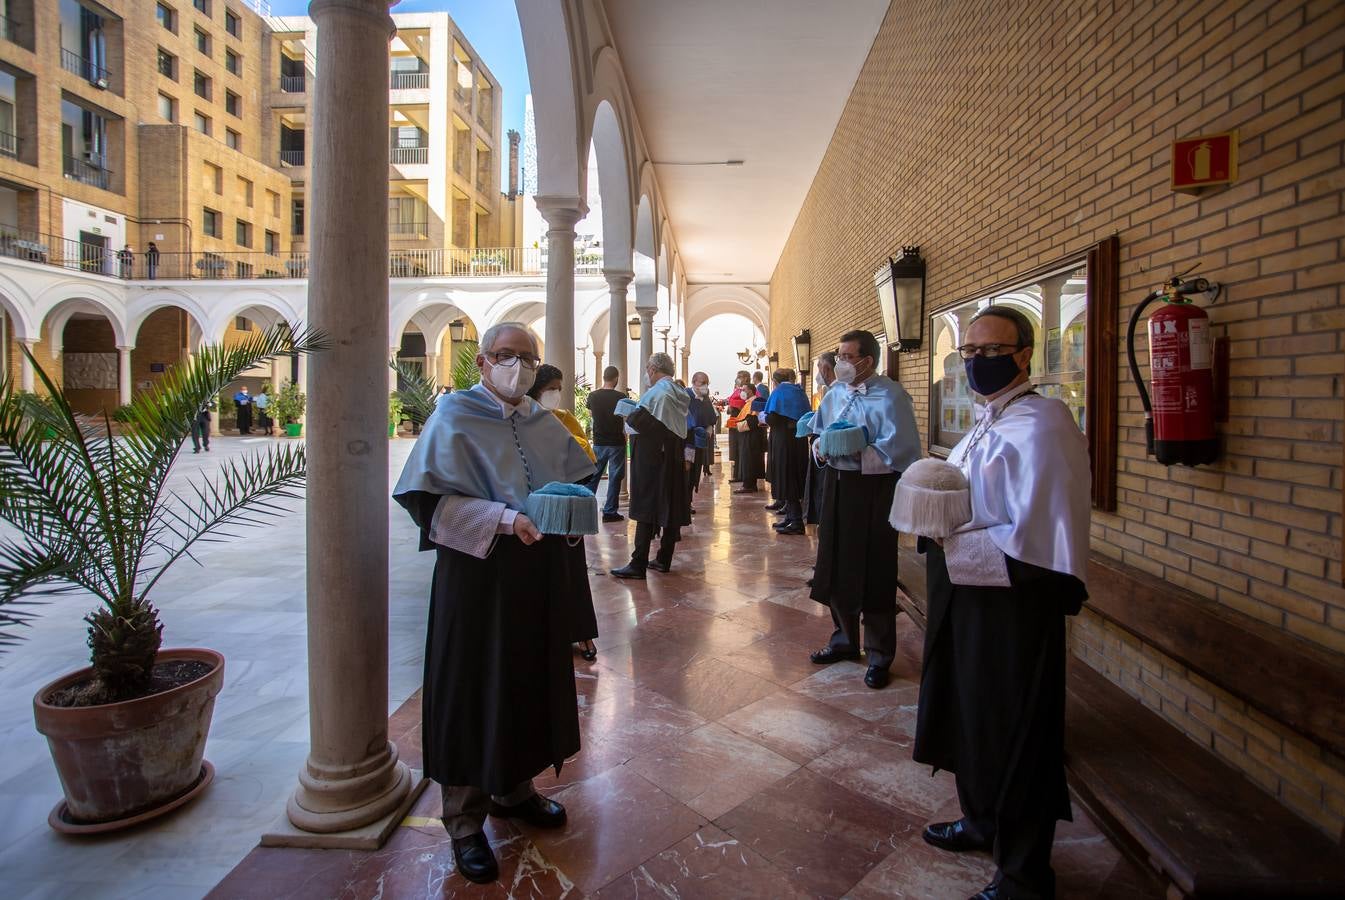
left=769, top=0, right=1344, bottom=835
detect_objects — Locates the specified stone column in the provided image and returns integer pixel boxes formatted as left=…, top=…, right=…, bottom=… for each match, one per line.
left=18, top=339, right=36, bottom=393
left=604, top=270, right=632, bottom=390
left=275, top=0, right=413, bottom=846
left=681, top=346, right=691, bottom=382
left=389, top=346, right=400, bottom=394
left=536, top=195, right=585, bottom=410
left=637, top=308, right=655, bottom=391
left=424, top=351, right=440, bottom=388
left=117, top=345, right=134, bottom=406
left=593, top=349, right=604, bottom=383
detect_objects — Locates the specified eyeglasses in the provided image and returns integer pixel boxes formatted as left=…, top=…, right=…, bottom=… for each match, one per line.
left=486, top=351, right=541, bottom=369
left=956, top=343, right=1024, bottom=360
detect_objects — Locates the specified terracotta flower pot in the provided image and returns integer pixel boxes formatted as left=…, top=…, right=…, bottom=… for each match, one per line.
left=33, top=648, right=224, bottom=830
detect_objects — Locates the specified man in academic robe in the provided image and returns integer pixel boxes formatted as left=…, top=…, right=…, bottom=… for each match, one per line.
left=724, top=369, right=751, bottom=482
left=808, top=329, right=921, bottom=689
left=392, top=322, right=596, bottom=885
left=233, top=385, right=252, bottom=434
left=611, top=352, right=690, bottom=579
left=804, top=351, right=837, bottom=524
left=686, top=372, right=717, bottom=507
left=763, top=368, right=811, bottom=534
left=914, top=306, right=1090, bottom=900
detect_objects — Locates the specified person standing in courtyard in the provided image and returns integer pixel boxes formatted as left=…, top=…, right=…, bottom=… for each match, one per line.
left=611, top=352, right=690, bottom=579
left=687, top=372, right=717, bottom=506
left=724, top=369, right=751, bottom=482
left=118, top=244, right=134, bottom=279
left=914, top=307, right=1089, bottom=900
left=805, top=351, right=837, bottom=525
left=253, top=385, right=272, bottom=435
left=808, top=329, right=921, bottom=689
left=145, top=241, right=159, bottom=280
left=393, top=322, right=596, bottom=885
left=233, top=385, right=253, bottom=435
left=585, top=366, right=629, bottom=523
left=189, top=400, right=211, bottom=453
left=763, top=368, right=811, bottom=534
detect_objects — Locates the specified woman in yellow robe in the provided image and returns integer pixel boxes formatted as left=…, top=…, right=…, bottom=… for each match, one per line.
left=528, top=365, right=599, bottom=660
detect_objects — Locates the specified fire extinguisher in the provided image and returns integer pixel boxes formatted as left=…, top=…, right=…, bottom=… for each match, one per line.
left=1126, top=276, right=1219, bottom=466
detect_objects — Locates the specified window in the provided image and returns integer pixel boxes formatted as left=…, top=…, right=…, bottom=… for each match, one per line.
left=194, top=70, right=211, bottom=100
left=157, top=48, right=177, bottom=80
left=193, top=0, right=209, bottom=13
left=267, top=189, right=280, bottom=217
left=225, top=128, right=240, bottom=150
left=291, top=198, right=304, bottom=236
left=156, top=3, right=176, bottom=32
left=235, top=218, right=251, bottom=247
left=203, top=207, right=220, bottom=237
left=202, top=161, right=222, bottom=193
left=224, top=89, right=240, bottom=117
left=157, top=92, right=176, bottom=122
left=193, top=111, right=210, bottom=135
left=265, top=229, right=278, bottom=254
left=235, top=315, right=251, bottom=331
left=225, top=9, right=241, bottom=37
left=225, top=49, right=240, bottom=75
left=194, top=28, right=210, bottom=55
left=237, top=175, right=253, bottom=206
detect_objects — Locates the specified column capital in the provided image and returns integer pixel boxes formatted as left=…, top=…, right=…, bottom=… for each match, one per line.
left=116, top=344, right=135, bottom=352
left=603, top=269, right=634, bottom=291
left=308, top=0, right=396, bottom=34
left=637, top=308, right=656, bottom=322
left=534, top=194, right=588, bottom=230
left=19, top=337, right=38, bottom=347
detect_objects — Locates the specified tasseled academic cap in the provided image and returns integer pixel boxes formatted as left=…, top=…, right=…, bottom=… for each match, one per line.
left=795, top=411, right=816, bottom=438
left=614, top=397, right=639, bottom=417
left=815, top=420, right=869, bottom=457
left=524, top=482, right=599, bottom=535
left=888, top=458, right=972, bottom=538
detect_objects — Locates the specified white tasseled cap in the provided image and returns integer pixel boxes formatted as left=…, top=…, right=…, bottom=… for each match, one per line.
left=888, top=458, right=973, bottom=538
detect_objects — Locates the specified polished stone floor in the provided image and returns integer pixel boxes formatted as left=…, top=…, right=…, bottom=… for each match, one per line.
left=202, top=443, right=1161, bottom=899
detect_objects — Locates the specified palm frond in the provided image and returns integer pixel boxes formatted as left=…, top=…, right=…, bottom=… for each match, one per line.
left=390, top=359, right=438, bottom=425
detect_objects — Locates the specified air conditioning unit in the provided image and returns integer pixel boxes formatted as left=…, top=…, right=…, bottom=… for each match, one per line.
left=96, top=77, right=109, bottom=90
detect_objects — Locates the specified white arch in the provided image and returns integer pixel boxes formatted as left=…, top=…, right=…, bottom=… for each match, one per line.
left=633, top=192, right=656, bottom=310
left=515, top=0, right=582, bottom=199
left=126, top=290, right=211, bottom=344
left=587, top=99, right=635, bottom=276
left=209, top=289, right=303, bottom=341
left=0, top=271, right=37, bottom=340
left=38, top=291, right=130, bottom=347
left=684, top=285, right=771, bottom=346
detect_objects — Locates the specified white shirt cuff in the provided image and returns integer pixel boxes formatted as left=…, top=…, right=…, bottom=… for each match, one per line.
left=943, top=529, right=1011, bottom=587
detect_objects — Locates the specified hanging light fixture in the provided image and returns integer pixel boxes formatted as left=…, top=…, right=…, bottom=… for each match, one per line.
left=627, top=315, right=642, bottom=341
left=449, top=319, right=466, bottom=342
left=874, top=245, right=927, bottom=352
left=792, top=329, right=812, bottom=374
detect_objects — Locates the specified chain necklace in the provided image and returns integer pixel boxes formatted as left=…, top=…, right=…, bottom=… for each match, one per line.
left=951, top=386, right=1035, bottom=469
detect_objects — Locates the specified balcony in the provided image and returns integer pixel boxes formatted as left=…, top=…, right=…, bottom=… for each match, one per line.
left=279, top=74, right=305, bottom=93
left=0, top=131, right=19, bottom=160
left=279, top=149, right=305, bottom=167
left=61, top=48, right=111, bottom=88
left=390, top=71, right=428, bottom=90
left=390, top=145, right=428, bottom=165
left=63, top=155, right=111, bottom=189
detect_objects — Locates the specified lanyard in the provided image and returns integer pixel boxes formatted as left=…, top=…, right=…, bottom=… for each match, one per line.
left=508, top=413, right=535, bottom=492
left=952, top=389, right=1035, bottom=469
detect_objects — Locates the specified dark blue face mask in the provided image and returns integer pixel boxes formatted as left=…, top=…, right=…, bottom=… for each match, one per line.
left=964, top=354, right=1023, bottom=396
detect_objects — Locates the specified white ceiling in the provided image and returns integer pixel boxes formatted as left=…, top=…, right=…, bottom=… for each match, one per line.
left=604, top=0, right=890, bottom=285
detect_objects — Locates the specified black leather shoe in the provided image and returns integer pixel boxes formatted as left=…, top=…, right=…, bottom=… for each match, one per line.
left=864, top=665, right=890, bottom=689
left=648, top=559, right=672, bottom=573
left=490, top=793, right=567, bottom=829
left=775, top=522, right=805, bottom=535
left=602, top=512, right=625, bottom=523
left=577, top=640, right=597, bottom=662
left=611, top=564, right=646, bottom=580
left=764, top=501, right=785, bottom=511
left=810, top=646, right=861, bottom=664
left=451, top=832, right=498, bottom=884
left=733, top=487, right=758, bottom=494
left=923, top=819, right=993, bottom=853
left=968, top=885, right=1001, bottom=900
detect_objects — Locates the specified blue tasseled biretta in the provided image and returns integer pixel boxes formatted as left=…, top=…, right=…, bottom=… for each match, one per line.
left=816, top=419, right=870, bottom=457
left=524, top=482, right=599, bottom=535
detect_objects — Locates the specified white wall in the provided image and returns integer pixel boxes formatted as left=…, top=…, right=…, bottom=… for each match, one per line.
left=61, top=198, right=127, bottom=276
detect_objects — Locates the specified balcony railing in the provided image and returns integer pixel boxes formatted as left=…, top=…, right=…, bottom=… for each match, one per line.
left=61, top=48, right=111, bottom=87
left=390, top=71, right=428, bottom=90
left=279, top=149, right=305, bottom=167
left=0, top=237, right=599, bottom=280
left=0, top=131, right=19, bottom=160
left=279, top=74, right=306, bottom=93
left=63, top=155, right=112, bottom=190
left=390, top=145, right=428, bottom=165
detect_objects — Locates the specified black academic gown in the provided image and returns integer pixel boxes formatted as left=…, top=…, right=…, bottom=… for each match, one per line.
left=765, top=412, right=808, bottom=504
left=914, top=540, right=1086, bottom=893
left=803, top=444, right=826, bottom=523
left=809, top=466, right=899, bottom=615
left=626, top=407, right=690, bottom=529
left=567, top=539, right=598, bottom=642
left=736, top=414, right=766, bottom=484
left=397, top=491, right=580, bottom=794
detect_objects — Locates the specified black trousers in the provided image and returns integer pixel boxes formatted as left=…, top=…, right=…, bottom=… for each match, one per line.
left=236, top=405, right=252, bottom=434
left=782, top=498, right=803, bottom=526
left=630, top=520, right=679, bottom=569
left=190, top=415, right=210, bottom=451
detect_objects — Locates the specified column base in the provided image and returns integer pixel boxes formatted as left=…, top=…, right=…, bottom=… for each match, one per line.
left=261, top=765, right=424, bottom=850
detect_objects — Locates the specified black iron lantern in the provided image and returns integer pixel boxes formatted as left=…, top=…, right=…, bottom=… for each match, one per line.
left=627, top=315, right=642, bottom=341
left=874, top=245, right=926, bottom=352
left=791, top=329, right=811, bottom=373
left=448, top=319, right=466, bottom=342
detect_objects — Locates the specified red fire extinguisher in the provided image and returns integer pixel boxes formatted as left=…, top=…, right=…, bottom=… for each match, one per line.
left=1126, top=276, right=1219, bottom=466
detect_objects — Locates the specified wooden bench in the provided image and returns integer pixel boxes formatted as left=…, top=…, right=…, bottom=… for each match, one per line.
left=894, top=547, right=1345, bottom=898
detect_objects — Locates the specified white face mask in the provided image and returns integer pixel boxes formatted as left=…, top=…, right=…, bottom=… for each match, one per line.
left=484, top=358, right=535, bottom=399
left=834, top=360, right=858, bottom=384
left=694, top=384, right=710, bottom=397
left=538, top=389, right=562, bottom=410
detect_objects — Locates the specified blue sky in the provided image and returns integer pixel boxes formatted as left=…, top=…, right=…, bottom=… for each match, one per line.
left=268, top=1, right=531, bottom=183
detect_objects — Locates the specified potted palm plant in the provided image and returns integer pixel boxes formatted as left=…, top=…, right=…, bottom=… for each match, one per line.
left=272, top=378, right=306, bottom=437
left=388, top=393, right=404, bottom=438
left=0, top=326, right=325, bottom=833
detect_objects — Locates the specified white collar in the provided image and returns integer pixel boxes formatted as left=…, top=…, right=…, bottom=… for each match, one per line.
left=474, top=383, right=534, bottom=419
left=973, top=380, right=1035, bottom=420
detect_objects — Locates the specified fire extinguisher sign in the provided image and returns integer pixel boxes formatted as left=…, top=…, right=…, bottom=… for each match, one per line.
left=1172, top=132, right=1238, bottom=193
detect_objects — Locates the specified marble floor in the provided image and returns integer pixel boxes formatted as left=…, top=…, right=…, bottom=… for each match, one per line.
left=199, top=445, right=1162, bottom=899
